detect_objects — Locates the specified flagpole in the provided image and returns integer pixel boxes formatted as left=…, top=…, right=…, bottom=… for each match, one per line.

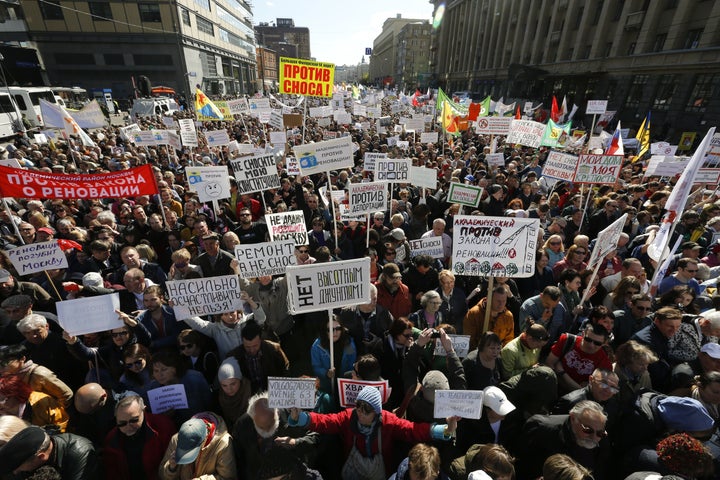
left=301, top=97, right=308, bottom=145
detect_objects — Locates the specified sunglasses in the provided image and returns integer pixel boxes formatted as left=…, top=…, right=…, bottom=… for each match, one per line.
left=580, top=423, right=607, bottom=438
left=332, top=327, right=343, bottom=332
left=116, top=416, right=141, bottom=428
left=125, top=360, right=144, bottom=369
left=179, top=344, right=195, bottom=350
left=111, top=331, right=129, bottom=338
left=297, top=249, right=308, bottom=254
left=583, top=337, right=605, bottom=346
left=355, top=401, right=375, bottom=415
left=239, top=213, right=251, bottom=217
left=549, top=241, right=561, bottom=245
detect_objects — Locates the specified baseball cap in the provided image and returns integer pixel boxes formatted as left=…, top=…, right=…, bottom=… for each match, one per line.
left=175, top=418, right=210, bottom=465
left=700, top=342, right=720, bottom=359
left=390, top=228, right=406, bottom=241
left=37, top=227, right=54, bottom=236
left=657, top=396, right=714, bottom=433
left=482, top=386, right=516, bottom=416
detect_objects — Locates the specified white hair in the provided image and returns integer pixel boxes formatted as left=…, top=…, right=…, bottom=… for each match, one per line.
left=16, top=313, right=48, bottom=332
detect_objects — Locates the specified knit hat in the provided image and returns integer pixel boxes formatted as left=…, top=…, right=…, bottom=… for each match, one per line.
left=82, top=272, right=104, bottom=288
left=657, top=396, right=714, bottom=433
left=422, top=370, right=449, bottom=403
left=217, top=357, right=242, bottom=382
left=355, top=386, right=382, bottom=414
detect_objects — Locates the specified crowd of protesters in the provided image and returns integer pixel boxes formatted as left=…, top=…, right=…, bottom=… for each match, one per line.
left=0, top=89, right=718, bottom=480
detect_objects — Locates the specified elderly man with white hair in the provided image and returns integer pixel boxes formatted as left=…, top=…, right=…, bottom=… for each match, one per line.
left=421, top=218, right=452, bottom=266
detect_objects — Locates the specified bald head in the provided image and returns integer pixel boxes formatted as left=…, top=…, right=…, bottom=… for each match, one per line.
left=74, top=383, right=108, bottom=414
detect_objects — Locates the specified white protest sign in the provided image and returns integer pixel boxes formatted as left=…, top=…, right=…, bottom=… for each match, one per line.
left=339, top=203, right=366, bottom=221
left=644, top=156, right=689, bottom=178
left=434, top=335, right=471, bottom=357
left=267, top=210, right=308, bottom=246
left=131, top=131, right=156, bottom=146
left=147, top=384, right=189, bottom=414
left=34, top=133, right=48, bottom=144
left=337, top=378, right=390, bottom=407
left=0, top=158, right=21, bottom=168
left=367, top=106, right=381, bottom=118
left=694, top=168, right=720, bottom=185
left=447, top=183, right=484, bottom=207
left=235, top=241, right=296, bottom=278
left=293, top=136, right=354, bottom=175
left=229, top=153, right=280, bottom=194
left=286, top=156, right=300, bottom=175
left=151, top=129, right=171, bottom=145
left=185, top=166, right=231, bottom=202
left=347, top=181, right=388, bottom=215
left=269, top=110, right=284, bottom=130
left=586, top=100, right=608, bottom=115
left=363, top=152, right=386, bottom=172
left=57, top=293, right=122, bottom=336
left=267, top=377, right=317, bottom=409
left=452, top=215, right=540, bottom=277
left=651, top=142, right=678, bottom=156
left=485, top=153, right=505, bottom=168
left=433, top=390, right=484, bottom=419
left=162, top=116, right=176, bottom=128
left=7, top=241, right=68, bottom=276
left=409, top=166, right=437, bottom=189
left=420, top=132, right=439, bottom=144
left=574, top=154, right=623, bottom=184
left=409, top=237, right=444, bottom=259
left=286, top=258, right=370, bottom=314
left=587, top=213, right=629, bottom=268
left=404, top=117, right=425, bottom=132
left=249, top=98, right=271, bottom=117
left=178, top=119, right=198, bottom=147
left=542, top=151, right=579, bottom=181
left=354, top=104, right=367, bottom=116
left=334, top=112, right=352, bottom=124
left=227, top=98, right=250, bottom=115
left=119, top=123, right=141, bottom=141
left=165, top=275, right=244, bottom=319
left=376, top=158, right=411, bottom=182
left=475, top=117, right=513, bottom=135
left=270, top=131, right=286, bottom=146
left=506, top=120, right=546, bottom=148
left=309, top=106, right=331, bottom=117
left=323, top=131, right=338, bottom=140
left=205, top=129, right=230, bottom=147
left=167, top=131, right=182, bottom=151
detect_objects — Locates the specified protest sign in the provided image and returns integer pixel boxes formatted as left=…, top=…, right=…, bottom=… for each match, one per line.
left=8, top=241, right=68, bottom=276
left=249, top=97, right=271, bottom=114
left=309, top=106, right=332, bottom=118
left=178, top=119, right=198, bottom=147
left=420, top=132, right=439, bottom=144
left=229, top=153, right=280, bottom=193
left=347, top=181, right=388, bottom=215
left=375, top=158, right=411, bottom=182
left=587, top=214, right=629, bottom=268
left=474, top=116, right=513, bottom=135
left=147, top=384, right=188, bottom=414
left=293, top=136, right=353, bottom=175
left=409, top=237, right=444, bottom=259
left=267, top=210, right=308, bottom=246
left=286, top=258, right=370, bottom=314
left=363, top=152, right=386, bottom=172
left=574, top=154, right=623, bottom=184
left=452, top=216, right=540, bottom=277
left=644, top=156, right=689, bottom=178
left=165, top=275, right=243, bottom=319
left=151, top=129, right=171, bottom=145
left=57, top=293, right=122, bottom=336
left=162, top=116, right=176, bottom=128
left=286, top=156, right=300, bottom=175
left=694, top=168, right=720, bottom=184
left=403, top=117, right=425, bottom=132
left=0, top=158, right=21, bottom=168
left=323, top=131, right=337, bottom=140
left=130, top=131, right=156, bottom=146
left=267, top=377, right=317, bottom=409
left=506, top=120, right=546, bottom=148
left=447, top=183, right=484, bottom=207
left=434, top=335, right=471, bottom=357
left=485, top=153, right=505, bottom=168
left=651, top=142, right=678, bottom=156
left=235, top=241, right=296, bottom=278
left=205, top=129, right=230, bottom=148
left=354, top=104, right=367, bottom=116
left=586, top=100, right=608, bottom=115
left=227, top=98, right=250, bottom=115
left=337, top=378, right=390, bottom=408
left=397, top=140, right=409, bottom=149
left=339, top=203, right=366, bottom=221
left=409, top=166, right=437, bottom=190
left=33, top=133, right=48, bottom=144
left=542, top=151, right=579, bottom=181
left=334, top=112, right=351, bottom=124
left=0, top=164, right=157, bottom=199
left=185, top=166, right=231, bottom=202
left=270, top=131, right=286, bottom=146
left=433, top=390, right=484, bottom=419
left=279, top=57, right=335, bottom=98
left=269, top=110, right=284, bottom=130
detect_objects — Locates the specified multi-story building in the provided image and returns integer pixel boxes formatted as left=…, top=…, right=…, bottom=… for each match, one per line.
left=430, top=0, right=720, bottom=137
left=254, top=17, right=310, bottom=61
left=256, top=46, right=277, bottom=93
left=396, top=21, right=432, bottom=91
left=335, top=61, right=370, bottom=85
left=0, top=0, right=257, bottom=101
left=369, top=14, right=429, bottom=88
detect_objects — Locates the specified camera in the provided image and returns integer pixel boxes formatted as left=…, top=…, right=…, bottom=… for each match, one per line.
left=430, top=329, right=441, bottom=338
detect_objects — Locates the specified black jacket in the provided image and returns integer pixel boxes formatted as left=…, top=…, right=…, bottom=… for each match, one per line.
left=51, top=432, right=99, bottom=480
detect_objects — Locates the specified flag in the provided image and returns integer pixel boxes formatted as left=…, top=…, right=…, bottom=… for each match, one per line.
left=39, top=99, right=96, bottom=147
left=559, top=96, right=568, bottom=123
left=551, top=96, right=560, bottom=122
left=195, top=88, right=223, bottom=120
left=351, top=85, right=360, bottom=100
left=605, top=122, right=624, bottom=155
left=540, top=119, right=572, bottom=147
left=567, top=103, right=579, bottom=121
left=515, top=105, right=522, bottom=119
left=437, top=88, right=466, bottom=136
left=636, top=111, right=651, bottom=158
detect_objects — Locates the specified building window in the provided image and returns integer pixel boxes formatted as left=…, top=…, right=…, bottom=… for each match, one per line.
left=612, top=0, right=623, bottom=21
left=685, top=74, right=717, bottom=111
left=592, top=0, right=604, bottom=25
left=89, top=2, right=112, bottom=21
left=200, top=52, right=218, bottom=76
left=40, top=0, right=63, bottom=20
left=575, top=7, right=584, bottom=29
left=138, top=3, right=161, bottom=23
left=194, top=0, right=210, bottom=10
left=181, top=8, right=191, bottom=26
left=133, top=54, right=173, bottom=66
left=582, top=45, right=592, bottom=59
left=604, top=42, right=613, bottom=57
left=196, top=16, right=214, bottom=35
left=54, top=53, right=94, bottom=65
left=104, top=54, right=124, bottom=65
left=653, top=75, right=676, bottom=110
left=627, top=42, right=636, bottom=55
left=585, top=78, right=598, bottom=98
left=625, top=74, right=649, bottom=108
left=653, top=33, right=667, bottom=52
left=684, top=29, right=703, bottom=49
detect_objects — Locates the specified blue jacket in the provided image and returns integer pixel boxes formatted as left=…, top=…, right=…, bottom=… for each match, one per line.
left=311, top=337, right=357, bottom=393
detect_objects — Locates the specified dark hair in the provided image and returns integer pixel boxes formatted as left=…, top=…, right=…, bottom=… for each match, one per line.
left=320, top=315, right=349, bottom=349
left=558, top=269, right=581, bottom=284
left=588, top=306, right=614, bottom=323
left=389, top=317, right=414, bottom=338
left=585, top=323, right=610, bottom=340
left=478, top=331, right=502, bottom=351
left=413, top=254, right=433, bottom=268
left=355, top=354, right=381, bottom=381
left=542, top=285, right=562, bottom=301
left=241, top=320, right=263, bottom=341
left=695, top=370, right=720, bottom=389
left=0, top=344, right=28, bottom=364
left=149, top=349, right=188, bottom=379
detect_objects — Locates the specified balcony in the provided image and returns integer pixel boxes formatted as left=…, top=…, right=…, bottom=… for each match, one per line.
left=625, top=11, right=645, bottom=30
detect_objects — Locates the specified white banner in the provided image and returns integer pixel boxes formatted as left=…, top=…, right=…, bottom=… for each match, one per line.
left=293, top=136, right=354, bottom=175
left=230, top=153, right=280, bottom=193
left=485, top=153, right=505, bottom=167
left=286, top=258, right=370, bottom=314
left=270, top=131, right=286, bottom=146
left=363, top=152, right=386, bottom=172
left=409, top=166, right=437, bottom=189
left=651, top=142, right=678, bottom=156
left=433, top=390, right=484, bottom=419
left=130, top=131, right=156, bottom=146
left=587, top=214, right=628, bottom=268
left=205, top=129, right=230, bottom=148
left=542, top=151, right=579, bottom=181
left=185, top=166, right=231, bottom=202
left=178, top=119, right=198, bottom=147
left=409, top=237, right=444, bottom=259
left=227, top=98, right=250, bottom=115
left=506, top=120, right=546, bottom=148
left=57, top=293, right=122, bottom=336
left=420, top=132, right=439, bottom=144
left=7, top=241, right=68, bottom=276
left=235, top=241, right=296, bottom=279
left=375, top=158, right=411, bottom=182
left=347, top=181, right=388, bottom=215
left=267, top=377, right=317, bottom=409
left=165, top=275, right=244, bottom=319
left=267, top=210, right=308, bottom=246
left=452, top=215, right=539, bottom=277
left=586, top=100, right=608, bottom=115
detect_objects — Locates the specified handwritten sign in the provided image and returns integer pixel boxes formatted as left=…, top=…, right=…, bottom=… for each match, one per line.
left=410, top=237, right=444, bottom=259
left=166, top=275, right=243, bottom=319
left=229, top=153, right=280, bottom=194
left=178, top=119, right=198, bottom=147
left=286, top=258, right=370, bottom=314
left=375, top=158, right=411, bottom=182
left=447, top=183, right=484, bottom=207
left=235, top=241, right=296, bottom=278
left=337, top=378, right=390, bottom=408
left=574, top=154, right=623, bottom=184
left=57, top=293, right=122, bottom=336
left=485, top=153, right=505, bottom=168
left=7, top=241, right=68, bottom=275
left=433, top=335, right=471, bottom=358
left=347, top=181, right=388, bottom=215
left=542, top=151, right=579, bottom=181
left=507, top=120, right=546, bottom=148
left=266, top=210, right=308, bottom=246
left=147, top=384, right=189, bottom=414
left=433, top=390, right=484, bottom=419
left=267, top=377, right=317, bottom=409
left=452, top=215, right=539, bottom=278
left=185, top=166, right=231, bottom=203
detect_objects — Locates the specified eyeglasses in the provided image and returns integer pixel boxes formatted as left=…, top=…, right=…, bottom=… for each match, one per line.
left=634, top=305, right=651, bottom=311
left=549, top=241, right=561, bottom=246
left=125, top=360, right=144, bottom=369
left=179, top=343, right=195, bottom=350
left=116, top=416, right=141, bottom=428
left=111, top=331, right=129, bottom=338
left=579, top=423, right=607, bottom=439
left=297, top=249, right=308, bottom=254
left=597, top=381, right=620, bottom=394
left=583, top=337, right=605, bottom=347
left=355, top=400, right=375, bottom=415
left=575, top=250, right=586, bottom=255
left=332, top=327, right=343, bottom=332
left=239, top=213, right=251, bottom=217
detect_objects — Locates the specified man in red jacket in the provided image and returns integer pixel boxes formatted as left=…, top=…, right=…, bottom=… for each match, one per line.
left=103, top=393, right=176, bottom=480
left=374, top=263, right=412, bottom=320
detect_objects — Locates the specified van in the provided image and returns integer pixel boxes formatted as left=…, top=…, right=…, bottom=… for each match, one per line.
left=130, top=97, right=179, bottom=118
left=0, top=92, right=21, bottom=138
left=8, top=86, right=57, bottom=127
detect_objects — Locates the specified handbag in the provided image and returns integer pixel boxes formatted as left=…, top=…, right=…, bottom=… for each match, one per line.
left=341, top=430, right=385, bottom=480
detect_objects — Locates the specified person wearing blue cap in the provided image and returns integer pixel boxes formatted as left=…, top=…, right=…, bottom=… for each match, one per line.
left=289, top=385, right=459, bottom=480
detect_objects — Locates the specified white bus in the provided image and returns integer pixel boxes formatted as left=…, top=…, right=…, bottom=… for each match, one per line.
left=0, top=92, right=21, bottom=138
left=8, top=86, right=57, bottom=127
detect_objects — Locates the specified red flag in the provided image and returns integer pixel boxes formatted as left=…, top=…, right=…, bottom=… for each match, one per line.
left=468, top=103, right=481, bottom=121
left=57, top=239, right=83, bottom=251
left=412, top=89, right=421, bottom=107
left=550, top=96, right=560, bottom=122
left=515, top=105, right=522, bottom=119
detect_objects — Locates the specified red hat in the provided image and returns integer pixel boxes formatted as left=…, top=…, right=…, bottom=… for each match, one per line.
left=37, top=227, right=54, bottom=235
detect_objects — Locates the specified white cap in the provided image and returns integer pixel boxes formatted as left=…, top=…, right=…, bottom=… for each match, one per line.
left=482, top=386, right=516, bottom=416
left=701, top=342, right=720, bottom=360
